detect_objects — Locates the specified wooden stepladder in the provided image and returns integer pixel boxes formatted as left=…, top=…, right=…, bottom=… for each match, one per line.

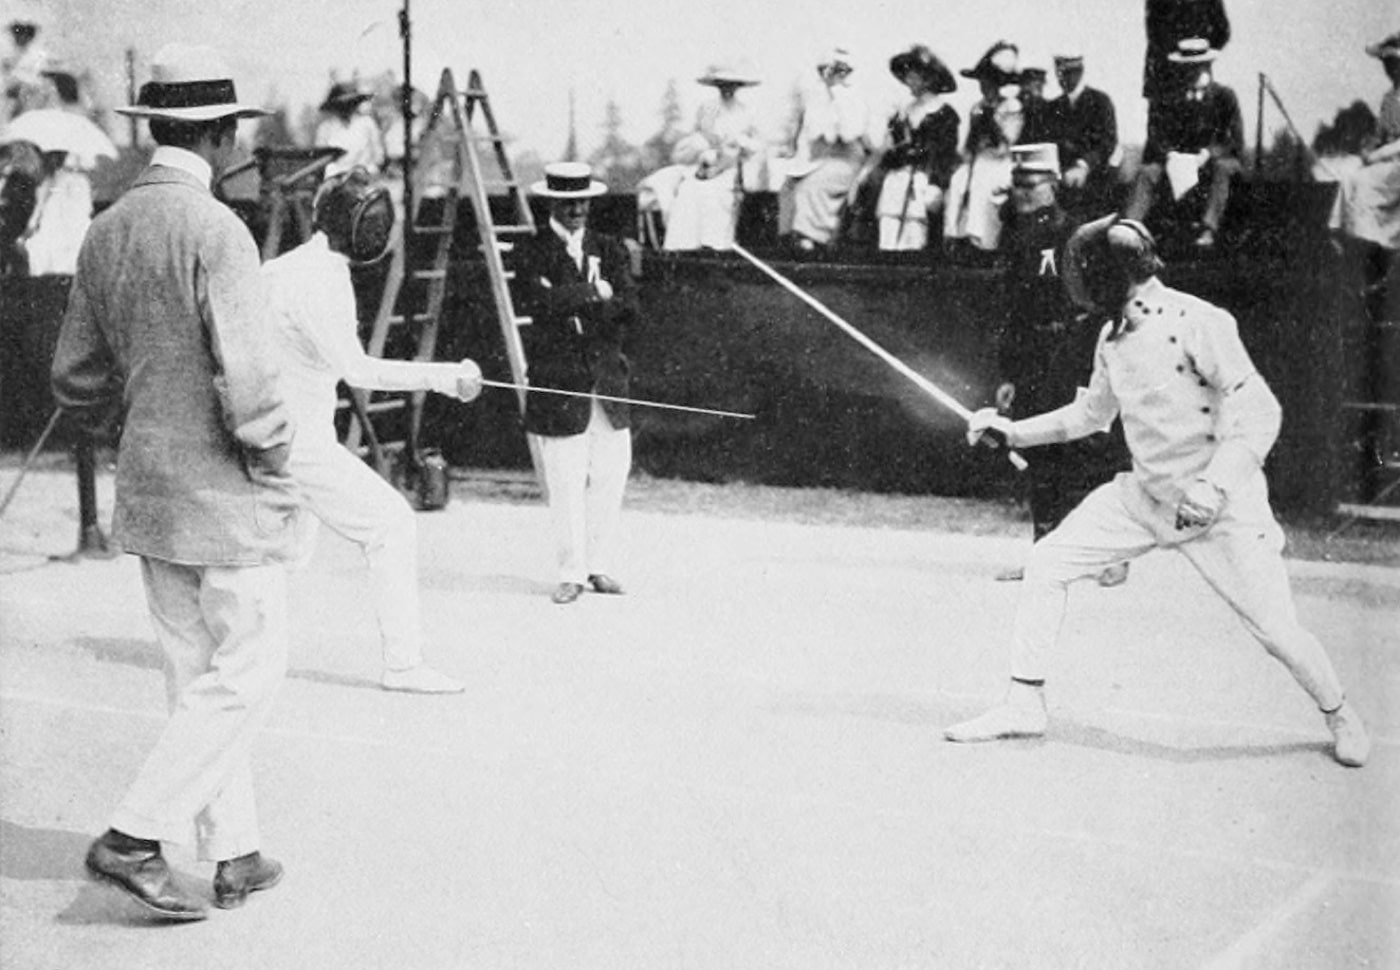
left=340, top=67, right=545, bottom=487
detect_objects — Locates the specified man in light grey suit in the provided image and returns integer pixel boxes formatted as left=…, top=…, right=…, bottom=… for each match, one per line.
left=51, top=43, right=298, bottom=920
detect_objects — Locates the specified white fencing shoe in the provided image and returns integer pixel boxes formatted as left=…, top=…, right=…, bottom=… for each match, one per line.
left=1325, top=700, right=1370, bottom=768
left=944, top=681, right=1048, bottom=742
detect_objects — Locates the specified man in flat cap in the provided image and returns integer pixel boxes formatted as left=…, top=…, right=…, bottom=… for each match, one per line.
left=52, top=42, right=295, bottom=920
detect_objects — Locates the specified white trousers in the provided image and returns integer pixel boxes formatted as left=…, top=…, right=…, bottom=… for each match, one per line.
left=532, top=399, right=632, bottom=584
left=112, top=558, right=289, bottom=861
left=290, top=437, right=423, bottom=670
left=1011, top=472, right=1345, bottom=711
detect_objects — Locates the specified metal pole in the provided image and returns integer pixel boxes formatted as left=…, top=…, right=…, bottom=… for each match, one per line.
left=1254, top=72, right=1265, bottom=172
left=399, top=0, right=413, bottom=244
left=126, top=48, right=139, bottom=147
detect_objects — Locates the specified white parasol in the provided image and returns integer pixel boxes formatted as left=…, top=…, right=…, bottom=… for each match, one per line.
left=1, top=108, right=118, bottom=169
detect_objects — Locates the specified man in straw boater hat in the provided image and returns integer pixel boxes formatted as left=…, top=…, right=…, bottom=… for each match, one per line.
left=52, top=42, right=296, bottom=920
left=947, top=215, right=1371, bottom=769
left=514, top=161, right=640, bottom=605
left=1122, top=36, right=1243, bottom=249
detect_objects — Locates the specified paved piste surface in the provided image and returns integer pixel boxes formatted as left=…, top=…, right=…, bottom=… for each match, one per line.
left=1, top=469, right=1396, bottom=969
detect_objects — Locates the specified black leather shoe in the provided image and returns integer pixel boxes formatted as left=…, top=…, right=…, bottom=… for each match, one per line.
left=551, top=582, right=584, bottom=604
left=213, top=851, right=283, bottom=909
left=587, top=573, right=624, bottom=595
left=85, top=831, right=208, bottom=921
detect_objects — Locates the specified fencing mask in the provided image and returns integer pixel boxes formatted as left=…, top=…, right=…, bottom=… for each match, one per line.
left=311, top=167, right=396, bottom=265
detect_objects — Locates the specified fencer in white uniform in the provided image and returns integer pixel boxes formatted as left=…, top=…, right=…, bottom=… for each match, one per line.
left=262, top=168, right=482, bottom=693
left=948, top=216, right=1371, bottom=768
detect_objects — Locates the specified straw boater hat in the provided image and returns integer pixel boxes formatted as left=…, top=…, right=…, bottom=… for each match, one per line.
left=1166, top=37, right=1219, bottom=64
left=115, top=43, right=268, bottom=121
left=320, top=81, right=372, bottom=113
left=530, top=161, right=607, bottom=199
left=889, top=45, right=956, bottom=94
left=697, top=61, right=760, bottom=88
left=1011, top=142, right=1060, bottom=179
left=1365, top=32, right=1400, bottom=61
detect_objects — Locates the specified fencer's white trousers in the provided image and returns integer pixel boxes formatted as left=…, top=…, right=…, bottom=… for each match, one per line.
left=1012, top=472, right=1345, bottom=710
left=112, top=558, right=288, bottom=861
left=531, top=399, right=632, bottom=584
left=290, top=436, right=423, bottom=671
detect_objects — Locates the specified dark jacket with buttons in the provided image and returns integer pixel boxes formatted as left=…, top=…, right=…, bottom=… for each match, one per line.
left=512, top=226, right=640, bottom=437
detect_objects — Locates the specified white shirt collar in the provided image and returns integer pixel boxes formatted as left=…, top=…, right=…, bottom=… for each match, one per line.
left=150, top=145, right=213, bottom=188
left=550, top=216, right=584, bottom=248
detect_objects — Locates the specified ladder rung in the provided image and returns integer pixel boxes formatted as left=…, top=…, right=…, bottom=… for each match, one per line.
left=365, top=399, right=406, bottom=414
left=461, top=88, right=488, bottom=98
left=514, top=316, right=532, bottom=326
left=413, top=269, right=448, bottom=280
left=493, top=225, right=534, bottom=235
left=412, top=224, right=453, bottom=236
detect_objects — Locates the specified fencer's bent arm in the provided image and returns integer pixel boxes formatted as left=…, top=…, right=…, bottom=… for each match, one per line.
left=1199, top=372, right=1280, bottom=494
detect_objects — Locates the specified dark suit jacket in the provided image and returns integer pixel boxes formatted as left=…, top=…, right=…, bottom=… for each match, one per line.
left=513, top=225, right=640, bottom=436
left=1049, top=87, right=1118, bottom=177
left=1143, top=81, right=1243, bottom=163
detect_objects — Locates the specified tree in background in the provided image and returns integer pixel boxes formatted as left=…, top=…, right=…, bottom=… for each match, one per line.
left=588, top=98, right=647, bottom=191
left=640, top=78, right=685, bottom=171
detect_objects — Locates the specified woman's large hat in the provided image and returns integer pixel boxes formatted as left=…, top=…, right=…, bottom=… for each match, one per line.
left=320, top=81, right=372, bottom=112
left=697, top=61, right=760, bottom=88
left=889, top=45, right=956, bottom=93
left=1166, top=37, right=1219, bottom=64
left=1365, top=31, right=1400, bottom=61
left=960, top=41, right=1019, bottom=84
left=115, top=43, right=268, bottom=121
left=530, top=161, right=607, bottom=199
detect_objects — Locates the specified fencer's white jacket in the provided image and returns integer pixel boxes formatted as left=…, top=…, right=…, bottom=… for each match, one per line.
left=1009, top=276, right=1280, bottom=508
left=260, top=232, right=461, bottom=440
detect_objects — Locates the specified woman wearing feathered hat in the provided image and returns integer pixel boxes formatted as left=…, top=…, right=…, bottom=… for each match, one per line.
left=662, top=60, right=763, bottom=251
left=1328, top=32, right=1400, bottom=254
left=873, top=44, right=959, bottom=251
left=313, top=80, right=385, bottom=176
left=943, top=40, right=1024, bottom=255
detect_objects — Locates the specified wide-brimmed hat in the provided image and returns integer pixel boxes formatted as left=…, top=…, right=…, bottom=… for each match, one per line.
left=530, top=161, right=607, bottom=199
left=817, top=45, right=855, bottom=72
left=961, top=41, right=1019, bottom=84
left=1365, top=31, right=1400, bottom=61
left=889, top=45, right=956, bottom=93
left=1011, top=142, right=1060, bottom=178
left=115, top=43, right=268, bottom=121
left=320, top=81, right=372, bottom=112
left=1167, top=37, right=1219, bottom=64
left=697, top=61, right=760, bottom=88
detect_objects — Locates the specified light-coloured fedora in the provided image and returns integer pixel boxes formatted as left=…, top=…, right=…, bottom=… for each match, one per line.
left=530, top=161, right=607, bottom=199
left=115, top=43, right=268, bottom=121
